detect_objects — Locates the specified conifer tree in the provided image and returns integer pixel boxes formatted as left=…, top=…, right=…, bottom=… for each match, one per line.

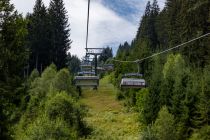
left=136, top=1, right=151, bottom=40
left=27, top=0, right=50, bottom=72
left=180, top=0, right=210, bottom=67
left=48, top=0, right=71, bottom=69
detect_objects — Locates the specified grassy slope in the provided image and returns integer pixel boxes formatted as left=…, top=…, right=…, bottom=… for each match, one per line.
left=80, top=76, right=140, bottom=140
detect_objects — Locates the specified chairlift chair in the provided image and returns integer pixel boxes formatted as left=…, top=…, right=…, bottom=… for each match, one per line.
left=103, top=64, right=114, bottom=71
left=80, top=60, right=92, bottom=71
left=97, top=66, right=105, bottom=72
left=77, top=71, right=95, bottom=76
left=74, top=76, right=99, bottom=87
left=120, top=73, right=146, bottom=89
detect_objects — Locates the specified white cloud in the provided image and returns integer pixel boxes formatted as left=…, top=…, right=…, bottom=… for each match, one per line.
left=10, top=0, right=165, bottom=58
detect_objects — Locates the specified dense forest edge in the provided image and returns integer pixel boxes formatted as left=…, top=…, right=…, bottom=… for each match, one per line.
left=112, top=0, right=210, bottom=139
left=0, top=0, right=210, bottom=140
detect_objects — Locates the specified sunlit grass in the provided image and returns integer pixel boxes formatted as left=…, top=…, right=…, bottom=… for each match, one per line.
left=80, top=75, right=140, bottom=140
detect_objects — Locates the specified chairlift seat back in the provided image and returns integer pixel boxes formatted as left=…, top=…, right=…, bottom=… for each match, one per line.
left=120, top=78, right=145, bottom=88
left=74, top=76, right=99, bottom=87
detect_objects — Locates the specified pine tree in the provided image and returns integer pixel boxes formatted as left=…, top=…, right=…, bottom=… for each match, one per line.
left=48, top=0, right=71, bottom=69
left=27, top=0, right=50, bottom=72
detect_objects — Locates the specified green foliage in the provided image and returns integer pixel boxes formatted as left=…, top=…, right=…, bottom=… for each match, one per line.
left=141, top=124, right=157, bottom=140
left=99, top=46, right=113, bottom=63
left=27, top=0, right=72, bottom=71
left=140, top=56, right=163, bottom=125
left=28, top=69, right=39, bottom=86
left=136, top=88, right=160, bottom=125
left=198, top=66, right=210, bottom=125
left=189, top=125, right=210, bottom=140
left=136, top=88, right=149, bottom=114
left=53, top=68, right=76, bottom=96
left=30, top=64, right=57, bottom=98
left=45, top=92, right=85, bottom=133
left=193, top=65, right=210, bottom=128
left=66, top=53, right=81, bottom=74
left=0, top=0, right=28, bottom=138
left=14, top=65, right=85, bottom=139
left=152, top=106, right=176, bottom=140
left=116, top=42, right=131, bottom=60
left=27, top=0, right=50, bottom=72
left=48, top=0, right=71, bottom=69
left=20, top=115, right=77, bottom=140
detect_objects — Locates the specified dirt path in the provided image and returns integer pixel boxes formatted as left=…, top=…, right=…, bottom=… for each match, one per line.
left=80, top=76, right=140, bottom=140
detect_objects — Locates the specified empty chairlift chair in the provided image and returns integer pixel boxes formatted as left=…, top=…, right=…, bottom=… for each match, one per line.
left=75, top=69, right=99, bottom=87
left=120, top=73, right=146, bottom=89
left=77, top=71, right=95, bottom=76
left=80, top=63, right=92, bottom=72
left=74, top=76, right=99, bottom=87
left=103, top=64, right=114, bottom=71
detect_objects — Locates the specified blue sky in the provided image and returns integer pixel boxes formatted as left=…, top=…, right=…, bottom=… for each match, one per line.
left=11, top=0, right=165, bottom=58
left=102, top=0, right=165, bottom=23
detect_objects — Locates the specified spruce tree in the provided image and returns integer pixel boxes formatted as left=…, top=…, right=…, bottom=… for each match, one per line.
left=27, top=0, right=50, bottom=72
left=48, top=0, right=71, bottom=69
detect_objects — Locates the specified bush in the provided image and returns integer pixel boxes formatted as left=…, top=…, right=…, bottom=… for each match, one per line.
left=15, top=65, right=87, bottom=139
left=24, top=115, right=77, bottom=140
left=45, top=92, right=86, bottom=134
left=53, top=68, right=77, bottom=97
left=29, top=65, right=56, bottom=98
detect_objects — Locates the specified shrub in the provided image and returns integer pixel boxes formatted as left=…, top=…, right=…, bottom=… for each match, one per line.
left=29, top=65, right=56, bottom=98
left=45, top=92, right=86, bottom=134
left=24, top=115, right=77, bottom=140
left=15, top=65, right=87, bottom=139
left=53, top=68, right=76, bottom=97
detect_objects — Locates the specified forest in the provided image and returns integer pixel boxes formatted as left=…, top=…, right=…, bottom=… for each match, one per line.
left=0, top=0, right=210, bottom=140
